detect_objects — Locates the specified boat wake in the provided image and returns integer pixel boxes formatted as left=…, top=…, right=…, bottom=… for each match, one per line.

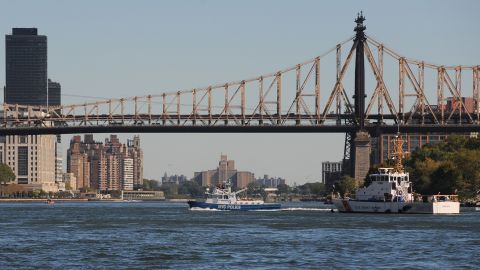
left=189, top=207, right=336, bottom=212
left=281, top=207, right=336, bottom=212
left=189, top=207, right=222, bottom=212
left=237, top=208, right=336, bottom=212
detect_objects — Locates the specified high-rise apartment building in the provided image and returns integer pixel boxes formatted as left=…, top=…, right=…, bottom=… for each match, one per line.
left=67, top=136, right=88, bottom=189
left=5, top=28, right=47, bottom=106
left=127, top=136, right=143, bottom=189
left=66, top=135, right=143, bottom=191
left=122, top=158, right=134, bottom=191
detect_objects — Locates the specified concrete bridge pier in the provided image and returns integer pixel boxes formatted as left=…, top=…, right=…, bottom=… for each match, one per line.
left=353, top=131, right=371, bottom=187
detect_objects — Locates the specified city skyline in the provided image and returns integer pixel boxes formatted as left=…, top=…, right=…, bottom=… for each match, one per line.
left=0, top=0, right=479, bottom=184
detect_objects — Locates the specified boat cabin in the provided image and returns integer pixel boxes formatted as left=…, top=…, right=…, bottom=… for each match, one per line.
left=355, top=168, right=413, bottom=202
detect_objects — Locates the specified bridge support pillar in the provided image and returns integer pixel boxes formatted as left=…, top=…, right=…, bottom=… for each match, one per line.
left=353, top=131, right=370, bottom=186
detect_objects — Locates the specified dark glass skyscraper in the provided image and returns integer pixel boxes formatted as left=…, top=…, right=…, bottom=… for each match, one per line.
left=5, top=28, right=47, bottom=106
left=48, top=79, right=61, bottom=106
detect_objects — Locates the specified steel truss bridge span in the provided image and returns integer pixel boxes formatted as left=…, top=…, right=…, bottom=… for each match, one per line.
left=2, top=124, right=480, bottom=137
left=1, top=30, right=479, bottom=135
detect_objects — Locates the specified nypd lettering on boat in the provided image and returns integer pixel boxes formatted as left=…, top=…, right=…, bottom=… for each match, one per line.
left=218, top=204, right=241, bottom=210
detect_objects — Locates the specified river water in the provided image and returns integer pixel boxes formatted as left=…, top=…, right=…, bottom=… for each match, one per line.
left=0, top=202, right=478, bottom=269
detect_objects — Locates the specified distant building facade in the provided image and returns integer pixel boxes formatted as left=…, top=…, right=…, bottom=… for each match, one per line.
left=66, top=135, right=143, bottom=191
left=322, top=161, right=342, bottom=190
left=255, top=175, right=286, bottom=188
left=0, top=135, right=57, bottom=192
left=161, top=173, right=188, bottom=185
left=193, top=155, right=254, bottom=189
left=445, top=97, right=476, bottom=114
left=63, top=172, right=77, bottom=191
left=121, top=190, right=165, bottom=201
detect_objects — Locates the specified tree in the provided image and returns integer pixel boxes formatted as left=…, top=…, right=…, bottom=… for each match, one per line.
left=430, top=161, right=461, bottom=195
left=298, top=182, right=326, bottom=196
left=31, top=189, right=47, bottom=198
left=336, top=175, right=356, bottom=197
left=0, top=163, right=15, bottom=185
left=308, top=182, right=326, bottom=196
left=178, top=181, right=205, bottom=197
left=409, top=158, right=440, bottom=195
left=143, top=179, right=160, bottom=191
left=277, top=183, right=290, bottom=195
left=160, top=183, right=178, bottom=197
left=405, top=135, right=480, bottom=200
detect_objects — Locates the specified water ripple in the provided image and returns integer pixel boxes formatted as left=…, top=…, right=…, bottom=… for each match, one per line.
left=0, top=202, right=478, bottom=269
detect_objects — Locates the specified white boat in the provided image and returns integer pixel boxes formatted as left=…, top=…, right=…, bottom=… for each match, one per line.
left=333, top=135, right=460, bottom=214
left=188, top=180, right=281, bottom=211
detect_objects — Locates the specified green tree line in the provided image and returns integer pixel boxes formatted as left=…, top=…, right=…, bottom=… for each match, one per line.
left=403, top=135, right=480, bottom=200
left=143, top=179, right=205, bottom=198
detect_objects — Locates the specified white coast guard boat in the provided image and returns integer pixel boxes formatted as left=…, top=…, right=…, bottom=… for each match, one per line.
left=333, top=135, right=460, bottom=214
left=188, top=180, right=281, bottom=211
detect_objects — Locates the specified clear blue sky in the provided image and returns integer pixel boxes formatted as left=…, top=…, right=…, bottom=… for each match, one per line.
left=0, top=0, right=479, bottom=184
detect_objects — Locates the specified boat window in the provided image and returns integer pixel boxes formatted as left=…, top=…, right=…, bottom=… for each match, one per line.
left=391, top=182, right=396, bottom=190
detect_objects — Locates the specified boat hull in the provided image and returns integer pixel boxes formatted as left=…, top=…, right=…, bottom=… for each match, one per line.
left=333, top=199, right=459, bottom=214
left=188, top=201, right=281, bottom=211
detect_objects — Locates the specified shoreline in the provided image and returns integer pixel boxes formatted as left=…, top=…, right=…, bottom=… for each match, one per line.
left=0, top=198, right=90, bottom=203
left=0, top=198, right=183, bottom=203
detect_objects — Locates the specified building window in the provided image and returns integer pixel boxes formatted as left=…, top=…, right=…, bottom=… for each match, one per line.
left=19, top=136, right=27, bottom=144
left=17, top=146, right=28, bottom=176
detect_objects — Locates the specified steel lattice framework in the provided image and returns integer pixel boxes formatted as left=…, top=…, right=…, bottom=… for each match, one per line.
left=0, top=17, right=478, bottom=136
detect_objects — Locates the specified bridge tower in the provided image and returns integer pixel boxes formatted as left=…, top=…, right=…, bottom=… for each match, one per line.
left=347, top=12, right=371, bottom=186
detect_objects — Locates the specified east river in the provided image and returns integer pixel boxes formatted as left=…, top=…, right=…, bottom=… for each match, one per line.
left=0, top=202, right=478, bottom=269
